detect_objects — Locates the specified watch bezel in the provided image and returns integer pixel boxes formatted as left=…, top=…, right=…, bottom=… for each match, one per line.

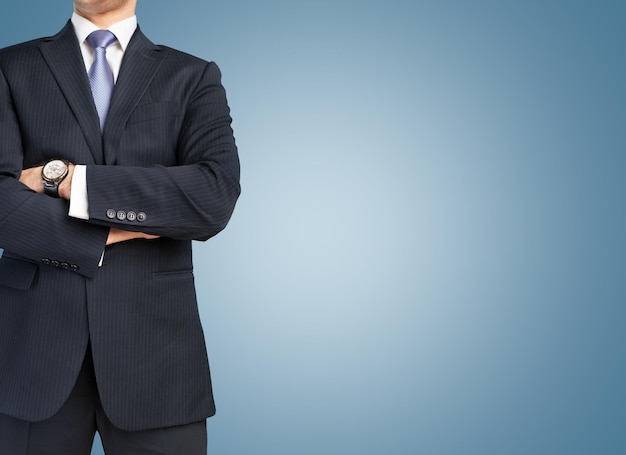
left=42, top=159, right=69, bottom=183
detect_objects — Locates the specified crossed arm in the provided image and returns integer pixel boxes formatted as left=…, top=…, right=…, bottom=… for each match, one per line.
left=19, top=164, right=158, bottom=246
left=1, top=59, right=239, bottom=278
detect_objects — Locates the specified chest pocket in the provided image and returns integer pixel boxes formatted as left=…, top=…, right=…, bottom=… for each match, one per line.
left=118, top=102, right=181, bottom=166
left=127, top=101, right=179, bottom=125
left=0, top=255, right=39, bottom=290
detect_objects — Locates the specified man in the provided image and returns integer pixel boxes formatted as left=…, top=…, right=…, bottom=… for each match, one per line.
left=0, top=0, right=240, bottom=453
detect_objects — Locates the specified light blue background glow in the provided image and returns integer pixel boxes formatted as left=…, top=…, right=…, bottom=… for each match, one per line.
left=1, top=1, right=624, bottom=454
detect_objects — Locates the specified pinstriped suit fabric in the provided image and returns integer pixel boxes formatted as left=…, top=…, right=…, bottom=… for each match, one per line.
left=0, top=255, right=89, bottom=421
left=0, top=21, right=240, bottom=431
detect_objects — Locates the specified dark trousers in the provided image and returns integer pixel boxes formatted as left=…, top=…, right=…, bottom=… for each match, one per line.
left=0, top=348, right=207, bottom=455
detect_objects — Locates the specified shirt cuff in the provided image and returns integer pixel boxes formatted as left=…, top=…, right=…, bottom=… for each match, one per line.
left=68, top=165, right=89, bottom=220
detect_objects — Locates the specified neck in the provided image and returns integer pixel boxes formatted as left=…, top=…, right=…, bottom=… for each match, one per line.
left=74, top=5, right=136, bottom=28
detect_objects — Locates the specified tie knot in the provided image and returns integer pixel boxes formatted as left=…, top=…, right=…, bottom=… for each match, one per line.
left=87, top=30, right=117, bottom=50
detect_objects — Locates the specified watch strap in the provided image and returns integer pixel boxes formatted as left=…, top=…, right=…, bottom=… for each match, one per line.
left=43, top=180, right=60, bottom=198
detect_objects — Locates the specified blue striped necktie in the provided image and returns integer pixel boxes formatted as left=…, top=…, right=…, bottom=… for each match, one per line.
left=87, top=30, right=117, bottom=131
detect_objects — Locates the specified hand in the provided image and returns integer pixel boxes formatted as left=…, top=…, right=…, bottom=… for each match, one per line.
left=106, top=228, right=160, bottom=245
left=19, top=163, right=74, bottom=200
left=19, top=165, right=44, bottom=193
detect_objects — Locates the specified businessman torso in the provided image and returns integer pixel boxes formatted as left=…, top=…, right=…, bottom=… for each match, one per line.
left=0, top=21, right=240, bottom=431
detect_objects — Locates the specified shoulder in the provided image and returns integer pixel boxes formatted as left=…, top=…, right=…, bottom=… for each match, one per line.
left=0, top=37, right=44, bottom=62
left=0, top=22, right=72, bottom=67
left=131, top=29, right=221, bottom=75
left=155, top=44, right=218, bottom=72
left=150, top=44, right=224, bottom=86
left=0, top=38, right=49, bottom=77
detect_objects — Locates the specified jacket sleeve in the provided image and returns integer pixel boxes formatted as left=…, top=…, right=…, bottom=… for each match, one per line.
left=84, top=61, right=241, bottom=241
left=0, top=66, right=109, bottom=279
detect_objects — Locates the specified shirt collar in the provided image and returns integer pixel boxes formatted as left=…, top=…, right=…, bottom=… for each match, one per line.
left=71, top=12, right=138, bottom=51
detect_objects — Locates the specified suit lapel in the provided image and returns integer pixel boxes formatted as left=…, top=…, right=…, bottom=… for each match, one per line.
left=104, top=28, right=165, bottom=164
left=38, top=21, right=103, bottom=164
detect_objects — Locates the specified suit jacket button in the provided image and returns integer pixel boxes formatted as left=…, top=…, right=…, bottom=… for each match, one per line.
left=117, top=210, right=127, bottom=221
left=137, top=212, right=147, bottom=222
left=106, top=209, right=116, bottom=219
left=127, top=211, right=137, bottom=222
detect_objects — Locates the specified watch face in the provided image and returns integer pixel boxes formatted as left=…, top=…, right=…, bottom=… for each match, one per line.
left=43, top=160, right=67, bottom=180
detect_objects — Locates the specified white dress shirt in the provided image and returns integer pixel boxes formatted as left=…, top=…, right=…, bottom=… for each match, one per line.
left=68, top=13, right=138, bottom=220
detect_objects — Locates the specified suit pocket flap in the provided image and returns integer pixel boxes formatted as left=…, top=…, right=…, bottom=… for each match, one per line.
left=0, top=256, right=38, bottom=290
left=127, top=102, right=179, bottom=125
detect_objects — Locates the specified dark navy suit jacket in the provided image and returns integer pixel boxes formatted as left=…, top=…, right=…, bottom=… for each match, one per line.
left=0, top=21, right=240, bottom=431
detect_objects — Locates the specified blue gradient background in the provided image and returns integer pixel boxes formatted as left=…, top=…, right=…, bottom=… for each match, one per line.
left=1, top=1, right=625, bottom=454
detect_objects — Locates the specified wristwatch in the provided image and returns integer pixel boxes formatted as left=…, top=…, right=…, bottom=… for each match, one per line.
left=41, top=159, right=69, bottom=198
